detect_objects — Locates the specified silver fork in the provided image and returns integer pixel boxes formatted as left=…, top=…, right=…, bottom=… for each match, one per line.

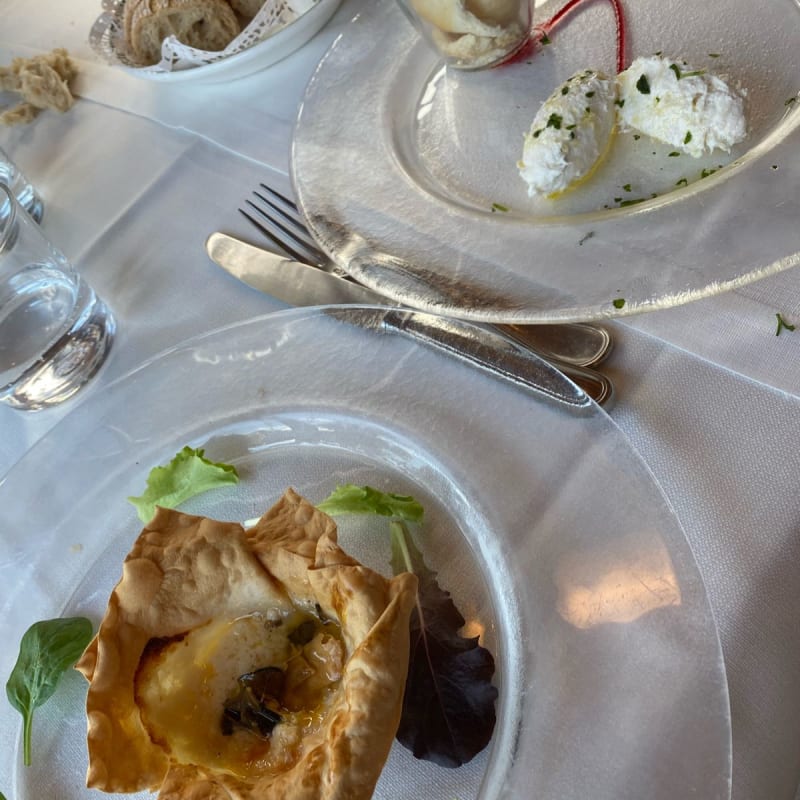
left=239, top=184, right=614, bottom=404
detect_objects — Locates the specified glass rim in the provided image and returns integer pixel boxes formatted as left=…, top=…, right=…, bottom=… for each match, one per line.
left=0, top=182, right=18, bottom=254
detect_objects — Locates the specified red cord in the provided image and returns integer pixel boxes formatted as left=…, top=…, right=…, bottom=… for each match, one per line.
left=501, top=0, right=627, bottom=73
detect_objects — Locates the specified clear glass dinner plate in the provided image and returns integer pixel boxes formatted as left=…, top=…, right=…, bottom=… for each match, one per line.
left=0, top=307, right=730, bottom=799
left=292, top=0, right=800, bottom=323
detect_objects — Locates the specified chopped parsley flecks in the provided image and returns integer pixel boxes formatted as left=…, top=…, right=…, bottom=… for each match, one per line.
left=561, top=85, right=569, bottom=95
left=622, top=183, right=632, bottom=192
left=566, top=123, right=577, bottom=130
left=668, top=151, right=681, bottom=157
left=701, top=167, right=718, bottom=178
left=491, top=202, right=509, bottom=213
left=539, top=33, right=551, bottom=45
left=708, top=53, right=720, bottom=58
left=585, top=90, right=595, bottom=98
left=532, top=129, right=542, bottom=138
left=546, top=113, right=563, bottom=130
left=684, top=131, right=693, bottom=144
left=633, top=133, right=641, bottom=140
left=785, top=97, right=798, bottom=106
left=579, top=231, right=595, bottom=246
left=619, top=198, right=647, bottom=207
left=636, top=74, right=651, bottom=94
left=676, top=177, right=689, bottom=187
left=775, top=313, right=796, bottom=336
left=613, top=298, right=626, bottom=309
left=670, top=64, right=706, bottom=79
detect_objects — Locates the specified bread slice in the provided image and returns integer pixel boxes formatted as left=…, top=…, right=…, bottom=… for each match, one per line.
left=228, top=0, right=264, bottom=17
left=124, top=0, right=241, bottom=66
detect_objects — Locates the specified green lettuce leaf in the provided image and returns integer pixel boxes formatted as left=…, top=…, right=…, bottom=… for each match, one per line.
left=127, top=446, right=239, bottom=523
left=317, top=484, right=424, bottom=523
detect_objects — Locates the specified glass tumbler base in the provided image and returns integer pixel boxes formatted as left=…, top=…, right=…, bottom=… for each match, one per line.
left=1, top=294, right=115, bottom=411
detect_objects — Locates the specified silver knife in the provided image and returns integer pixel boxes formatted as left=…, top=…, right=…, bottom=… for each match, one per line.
left=205, top=232, right=612, bottom=405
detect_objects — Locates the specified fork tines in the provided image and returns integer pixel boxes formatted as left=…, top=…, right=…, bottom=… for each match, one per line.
left=239, top=184, right=326, bottom=266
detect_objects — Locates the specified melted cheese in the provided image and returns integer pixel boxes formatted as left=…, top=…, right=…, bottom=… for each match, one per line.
left=135, top=609, right=343, bottom=779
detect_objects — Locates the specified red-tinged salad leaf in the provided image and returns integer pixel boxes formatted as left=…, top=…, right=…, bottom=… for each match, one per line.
left=316, top=484, right=424, bottom=523
left=6, top=617, right=94, bottom=766
left=127, top=446, right=239, bottom=523
left=317, top=485, right=497, bottom=767
left=389, top=520, right=498, bottom=767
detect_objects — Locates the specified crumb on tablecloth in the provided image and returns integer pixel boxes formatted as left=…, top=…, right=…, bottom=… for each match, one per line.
left=0, top=48, right=77, bottom=125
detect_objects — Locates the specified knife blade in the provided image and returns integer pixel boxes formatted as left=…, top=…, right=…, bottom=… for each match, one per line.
left=205, top=231, right=612, bottom=405
left=207, top=232, right=611, bottom=366
left=207, top=231, right=388, bottom=306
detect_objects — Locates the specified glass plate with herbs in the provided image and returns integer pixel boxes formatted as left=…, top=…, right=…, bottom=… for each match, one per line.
left=293, top=0, right=800, bottom=322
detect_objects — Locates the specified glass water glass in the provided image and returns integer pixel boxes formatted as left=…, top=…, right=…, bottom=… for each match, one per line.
left=0, top=145, right=44, bottom=223
left=0, top=184, right=115, bottom=410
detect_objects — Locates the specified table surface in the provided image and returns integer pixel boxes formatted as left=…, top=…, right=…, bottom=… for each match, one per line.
left=1, top=2, right=799, bottom=799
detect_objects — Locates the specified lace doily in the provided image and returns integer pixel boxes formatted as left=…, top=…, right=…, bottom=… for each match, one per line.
left=89, top=0, right=317, bottom=74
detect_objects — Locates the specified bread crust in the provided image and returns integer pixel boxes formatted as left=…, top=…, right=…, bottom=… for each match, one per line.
left=76, top=488, right=417, bottom=799
left=228, top=0, right=264, bottom=17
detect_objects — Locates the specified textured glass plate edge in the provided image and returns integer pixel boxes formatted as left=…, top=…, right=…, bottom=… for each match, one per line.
left=0, top=306, right=731, bottom=800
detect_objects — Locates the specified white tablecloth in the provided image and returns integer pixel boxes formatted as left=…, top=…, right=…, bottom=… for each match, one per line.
left=1, top=2, right=799, bottom=799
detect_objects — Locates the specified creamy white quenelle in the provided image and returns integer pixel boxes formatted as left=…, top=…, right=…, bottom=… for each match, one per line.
left=518, top=70, right=618, bottom=197
left=617, top=55, right=747, bottom=156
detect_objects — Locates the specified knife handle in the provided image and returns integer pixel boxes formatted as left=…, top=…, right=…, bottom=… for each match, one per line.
left=326, top=307, right=598, bottom=410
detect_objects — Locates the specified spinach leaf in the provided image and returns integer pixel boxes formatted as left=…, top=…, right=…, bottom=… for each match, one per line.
left=6, top=617, right=93, bottom=766
left=390, top=521, right=497, bottom=767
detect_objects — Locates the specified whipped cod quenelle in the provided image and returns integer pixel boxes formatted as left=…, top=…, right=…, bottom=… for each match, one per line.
left=518, top=70, right=617, bottom=197
left=518, top=55, right=748, bottom=197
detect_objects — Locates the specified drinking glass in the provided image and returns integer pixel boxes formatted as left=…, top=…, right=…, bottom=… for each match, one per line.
left=394, top=0, right=532, bottom=70
left=0, top=183, right=115, bottom=410
left=0, top=145, right=44, bottom=223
